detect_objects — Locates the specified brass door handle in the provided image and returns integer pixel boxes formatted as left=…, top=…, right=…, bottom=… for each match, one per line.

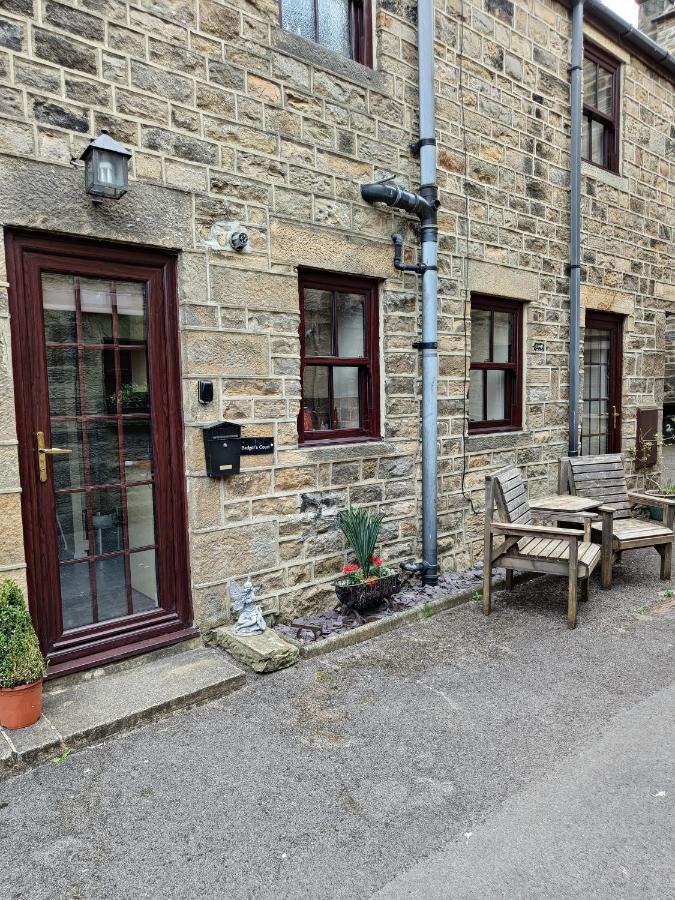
left=612, top=406, right=620, bottom=427
left=36, top=431, right=72, bottom=482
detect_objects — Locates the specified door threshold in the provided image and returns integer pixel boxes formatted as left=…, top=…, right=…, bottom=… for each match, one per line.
left=46, top=627, right=200, bottom=681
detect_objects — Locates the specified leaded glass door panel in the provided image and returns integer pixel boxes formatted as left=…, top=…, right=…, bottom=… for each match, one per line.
left=7, top=232, right=194, bottom=677
left=582, top=311, right=623, bottom=455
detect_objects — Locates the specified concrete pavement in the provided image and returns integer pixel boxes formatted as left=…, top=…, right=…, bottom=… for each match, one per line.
left=1, top=547, right=673, bottom=899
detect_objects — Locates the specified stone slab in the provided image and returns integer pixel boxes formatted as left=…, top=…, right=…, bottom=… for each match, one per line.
left=213, top=625, right=299, bottom=673
left=0, top=646, right=245, bottom=777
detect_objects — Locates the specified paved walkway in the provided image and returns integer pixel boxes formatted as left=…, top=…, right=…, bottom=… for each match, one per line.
left=1, top=548, right=674, bottom=899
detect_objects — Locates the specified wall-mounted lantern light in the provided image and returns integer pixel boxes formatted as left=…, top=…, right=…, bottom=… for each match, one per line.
left=80, top=129, right=132, bottom=203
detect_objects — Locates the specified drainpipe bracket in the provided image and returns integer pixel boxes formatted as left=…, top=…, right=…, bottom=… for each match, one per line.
left=409, top=137, right=437, bottom=156
left=412, top=341, right=438, bottom=351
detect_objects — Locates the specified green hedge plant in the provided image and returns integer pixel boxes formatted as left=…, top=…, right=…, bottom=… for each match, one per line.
left=0, top=580, right=47, bottom=689
left=338, top=507, right=385, bottom=580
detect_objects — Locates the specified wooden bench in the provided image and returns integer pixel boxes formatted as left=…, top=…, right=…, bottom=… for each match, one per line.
left=483, top=465, right=602, bottom=629
left=559, top=454, right=675, bottom=587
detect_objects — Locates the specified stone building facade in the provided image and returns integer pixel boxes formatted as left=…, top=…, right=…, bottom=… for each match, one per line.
left=0, top=0, right=673, bottom=669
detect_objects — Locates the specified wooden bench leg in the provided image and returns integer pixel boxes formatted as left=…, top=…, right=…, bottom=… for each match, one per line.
left=600, top=508, right=613, bottom=590
left=659, top=542, right=672, bottom=580
left=505, top=569, right=513, bottom=591
left=567, top=539, right=578, bottom=629
left=483, top=556, right=492, bottom=616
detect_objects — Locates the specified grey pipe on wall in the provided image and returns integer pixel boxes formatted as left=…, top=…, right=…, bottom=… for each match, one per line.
left=569, top=0, right=584, bottom=457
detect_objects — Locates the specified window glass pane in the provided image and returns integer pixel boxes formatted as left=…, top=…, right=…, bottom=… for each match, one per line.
left=127, top=484, right=156, bottom=549
left=55, top=492, right=88, bottom=562
left=317, top=0, right=351, bottom=57
left=469, top=370, right=484, bottom=422
left=493, top=311, right=512, bottom=363
left=88, top=420, right=121, bottom=487
left=119, top=349, right=150, bottom=413
left=333, top=366, right=360, bottom=430
left=80, top=278, right=113, bottom=344
left=281, top=0, right=315, bottom=42
left=47, top=347, right=80, bottom=416
left=302, top=365, right=331, bottom=431
left=591, top=120, right=605, bottom=165
left=95, top=555, right=127, bottom=622
left=91, top=489, right=122, bottom=555
left=123, top=419, right=153, bottom=483
left=117, top=281, right=147, bottom=343
left=486, top=370, right=506, bottom=421
left=337, top=293, right=365, bottom=357
left=51, top=420, right=84, bottom=490
left=597, top=65, right=613, bottom=115
left=471, top=309, right=490, bottom=362
left=583, top=58, right=597, bottom=106
left=42, top=274, right=76, bottom=343
left=82, top=348, right=115, bottom=415
left=582, top=115, right=591, bottom=160
left=60, top=560, right=92, bottom=630
left=131, top=550, right=158, bottom=612
left=303, top=289, right=333, bottom=356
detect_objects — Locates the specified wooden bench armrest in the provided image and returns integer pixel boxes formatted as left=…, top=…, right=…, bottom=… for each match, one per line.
left=628, top=492, right=675, bottom=509
left=491, top=522, right=584, bottom=540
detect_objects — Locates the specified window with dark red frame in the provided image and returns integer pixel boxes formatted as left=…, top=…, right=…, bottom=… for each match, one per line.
left=279, top=0, right=372, bottom=67
left=582, top=44, right=620, bottom=173
left=469, top=296, right=523, bottom=433
left=299, top=270, right=380, bottom=443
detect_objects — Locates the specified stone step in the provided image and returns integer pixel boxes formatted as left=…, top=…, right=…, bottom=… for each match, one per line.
left=0, top=646, right=245, bottom=776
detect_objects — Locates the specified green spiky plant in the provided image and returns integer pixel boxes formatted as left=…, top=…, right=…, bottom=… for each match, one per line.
left=0, top=580, right=47, bottom=689
left=338, top=507, right=385, bottom=580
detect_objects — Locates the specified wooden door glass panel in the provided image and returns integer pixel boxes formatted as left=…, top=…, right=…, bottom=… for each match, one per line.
left=42, top=273, right=159, bottom=633
left=582, top=313, right=622, bottom=455
left=583, top=328, right=610, bottom=455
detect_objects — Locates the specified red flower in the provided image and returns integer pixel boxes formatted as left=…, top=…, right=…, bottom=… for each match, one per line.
left=343, top=563, right=360, bottom=574
left=371, top=556, right=382, bottom=566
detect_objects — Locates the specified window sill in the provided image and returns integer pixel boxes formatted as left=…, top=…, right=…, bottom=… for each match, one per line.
left=581, top=161, right=628, bottom=192
left=466, top=429, right=531, bottom=449
left=295, top=437, right=393, bottom=460
left=271, top=27, right=386, bottom=91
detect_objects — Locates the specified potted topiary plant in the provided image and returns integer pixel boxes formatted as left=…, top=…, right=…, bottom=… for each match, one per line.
left=335, top=507, right=400, bottom=611
left=0, top=579, right=47, bottom=730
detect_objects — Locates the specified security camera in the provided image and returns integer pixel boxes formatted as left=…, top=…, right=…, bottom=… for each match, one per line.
left=229, top=230, right=249, bottom=251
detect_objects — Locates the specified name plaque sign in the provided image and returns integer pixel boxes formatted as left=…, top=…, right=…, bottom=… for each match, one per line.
left=240, top=437, right=274, bottom=455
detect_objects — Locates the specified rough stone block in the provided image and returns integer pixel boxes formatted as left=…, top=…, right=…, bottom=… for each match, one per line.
left=213, top=625, right=299, bottom=673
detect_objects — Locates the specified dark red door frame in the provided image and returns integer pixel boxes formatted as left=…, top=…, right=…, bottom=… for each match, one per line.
left=583, top=310, right=623, bottom=454
left=5, top=230, right=195, bottom=677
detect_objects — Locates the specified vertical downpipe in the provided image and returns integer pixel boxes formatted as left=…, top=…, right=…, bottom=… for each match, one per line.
left=418, top=0, right=439, bottom=583
left=569, top=0, right=584, bottom=456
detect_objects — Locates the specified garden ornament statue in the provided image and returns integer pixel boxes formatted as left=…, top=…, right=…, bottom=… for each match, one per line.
left=230, top=578, right=266, bottom=635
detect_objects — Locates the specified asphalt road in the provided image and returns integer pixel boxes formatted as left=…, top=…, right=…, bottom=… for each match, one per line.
left=1, top=548, right=674, bottom=900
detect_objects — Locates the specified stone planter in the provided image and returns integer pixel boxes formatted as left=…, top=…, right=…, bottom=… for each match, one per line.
left=335, top=574, right=400, bottom=612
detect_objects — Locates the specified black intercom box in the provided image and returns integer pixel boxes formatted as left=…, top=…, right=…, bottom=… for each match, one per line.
left=203, top=422, right=241, bottom=477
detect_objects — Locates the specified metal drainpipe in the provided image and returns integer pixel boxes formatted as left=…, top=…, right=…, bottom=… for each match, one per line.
left=417, top=0, right=439, bottom=584
left=569, top=0, right=584, bottom=457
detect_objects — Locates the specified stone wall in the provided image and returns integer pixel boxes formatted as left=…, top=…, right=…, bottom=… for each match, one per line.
left=0, top=0, right=673, bottom=631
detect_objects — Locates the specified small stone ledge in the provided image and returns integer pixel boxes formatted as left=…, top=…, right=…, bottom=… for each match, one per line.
left=581, top=161, right=629, bottom=193
left=213, top=626, right=299, bottom=673
left=271, top=28, right=391, bottom=94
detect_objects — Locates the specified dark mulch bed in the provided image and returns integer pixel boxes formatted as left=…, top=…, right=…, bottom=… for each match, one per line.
left=275, top=561, right=502, bottom=645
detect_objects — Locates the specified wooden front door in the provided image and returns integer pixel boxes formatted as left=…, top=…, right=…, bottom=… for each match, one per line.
left=582, top=311, right=623, bottom=455
left=6, top=232, right=194, bottom=677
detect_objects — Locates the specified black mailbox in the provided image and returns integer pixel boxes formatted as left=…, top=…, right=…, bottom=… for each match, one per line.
left=203, top=422, right=241, bottom=477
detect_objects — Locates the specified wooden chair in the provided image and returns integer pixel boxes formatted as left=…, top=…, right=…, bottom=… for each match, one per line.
left=560, top=454, right=675, bottom=587
left=483, top=465, right=602, bottom=629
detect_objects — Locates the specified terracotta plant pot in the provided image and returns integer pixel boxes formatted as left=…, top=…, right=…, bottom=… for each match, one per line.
left=335, top=573, right=401, bottom=612
left=0, top=679, right=43, bottom=730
